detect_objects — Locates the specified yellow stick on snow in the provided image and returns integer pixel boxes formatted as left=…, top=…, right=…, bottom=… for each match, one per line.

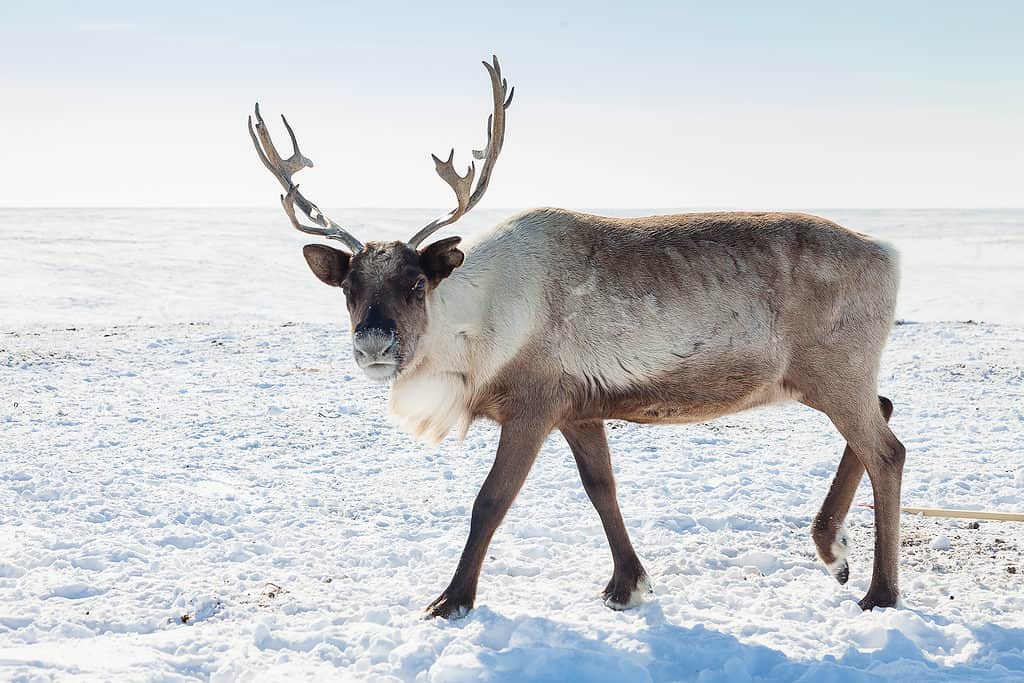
left=902, top=507, right=1024, bottom=522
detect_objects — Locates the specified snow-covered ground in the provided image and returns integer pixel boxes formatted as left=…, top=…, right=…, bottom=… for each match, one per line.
left=1, top=209, right=1022, bottom=681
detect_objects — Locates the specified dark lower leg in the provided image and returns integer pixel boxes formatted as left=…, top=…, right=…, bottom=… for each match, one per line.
left=562, top=421, right=648, bottom=607
left=860, top=431, right=905, bottom=609
left=825, top=398, right=904, bottom=611
left=426, top=418, right=549, bottom=618
left=812, top=447, right=863, bottom=583
left=812, top=396, right=894, bottom=584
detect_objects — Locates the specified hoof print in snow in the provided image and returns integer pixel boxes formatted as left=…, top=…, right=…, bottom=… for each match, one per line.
left=174, top=597, right=225, bottom=625
left=258, top=582, right=287, bottom=607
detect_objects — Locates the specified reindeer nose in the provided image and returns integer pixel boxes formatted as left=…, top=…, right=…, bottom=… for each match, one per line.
left=353, top=328, right=398, bottom=362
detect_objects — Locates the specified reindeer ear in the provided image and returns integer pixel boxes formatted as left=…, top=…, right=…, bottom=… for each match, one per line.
left=419, top=236, right=465, bottom=283
left=302, top=244, right=351, bottom=287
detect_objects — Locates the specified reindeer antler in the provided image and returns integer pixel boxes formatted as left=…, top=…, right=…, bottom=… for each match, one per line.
left=248, top=103, right=364, bottom=253
left=407, top=56, right=514, bottom=248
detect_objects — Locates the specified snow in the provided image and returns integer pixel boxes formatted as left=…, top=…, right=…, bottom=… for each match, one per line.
left=1, top=208, right=1023, bottom=681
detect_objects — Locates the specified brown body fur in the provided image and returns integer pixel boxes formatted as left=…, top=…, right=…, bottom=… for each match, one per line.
left=467, top=210, right=896, bottom=429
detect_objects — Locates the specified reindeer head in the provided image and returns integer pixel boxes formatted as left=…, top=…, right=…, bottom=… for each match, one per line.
left=249, top=57, right=513, bottom=381
left=300, top=238, right=463, bottom=380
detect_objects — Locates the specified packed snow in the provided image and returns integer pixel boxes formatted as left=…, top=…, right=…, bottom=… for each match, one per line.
left=1, top=209, right=1022, bottom=681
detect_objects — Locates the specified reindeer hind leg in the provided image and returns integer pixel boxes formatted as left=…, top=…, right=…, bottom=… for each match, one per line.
left=810, top=396, right=895, bottom=585
left=807, top=390, right=905, bottom=609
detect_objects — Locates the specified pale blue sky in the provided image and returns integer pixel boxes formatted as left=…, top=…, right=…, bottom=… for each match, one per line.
left=1, top=1, right=1021, bottom=207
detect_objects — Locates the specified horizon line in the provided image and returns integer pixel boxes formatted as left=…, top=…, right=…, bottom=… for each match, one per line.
left=1, top=206, right=1023, bottom=212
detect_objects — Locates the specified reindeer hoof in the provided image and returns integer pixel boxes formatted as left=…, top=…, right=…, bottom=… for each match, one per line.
left=602, top=573, right=652, bottom=610
left=424, top=591, right=472, bottom=620
left=822, top=526, right=850, bottom=585
left=834, top=561, right=850, bottom=585
left=858, top=589, right=899, bottom=611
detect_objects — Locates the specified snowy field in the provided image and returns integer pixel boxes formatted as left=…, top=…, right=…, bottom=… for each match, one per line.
left=1, top=208, right=1022, bottom=681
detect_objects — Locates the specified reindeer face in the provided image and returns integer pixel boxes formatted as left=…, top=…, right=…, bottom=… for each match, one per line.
left=251, top=57, right=509, bottom=383
left=303, top=238, right=464, bottom=382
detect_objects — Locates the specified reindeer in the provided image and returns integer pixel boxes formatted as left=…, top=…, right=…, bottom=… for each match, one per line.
left=248, top=56, right=905, bottom=618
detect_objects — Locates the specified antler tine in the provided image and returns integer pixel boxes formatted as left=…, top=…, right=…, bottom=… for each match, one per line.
left=278, top=185, right=361, bottom=249
left=407, top=56, right=514, bottom=249
left=279, top=114, right=313, bottom=175
left=404, top=151, right=477, bottom=249
left=248, top=104, right=363, bottom=253
left=466, top=56, right=513, bottom=209
left=248, top=111, right=284, bottom=191
left=433, top=149, right=476, bottom=215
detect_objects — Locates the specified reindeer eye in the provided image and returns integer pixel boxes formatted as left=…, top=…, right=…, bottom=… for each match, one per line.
left=412, top=278, right=426, bottom=297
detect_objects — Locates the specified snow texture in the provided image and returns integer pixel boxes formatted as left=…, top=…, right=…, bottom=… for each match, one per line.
left=1, top=209, right=1022, bottom=681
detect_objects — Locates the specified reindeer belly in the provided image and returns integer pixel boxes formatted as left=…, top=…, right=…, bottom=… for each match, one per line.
left=597, top=354, right=786, bottom=424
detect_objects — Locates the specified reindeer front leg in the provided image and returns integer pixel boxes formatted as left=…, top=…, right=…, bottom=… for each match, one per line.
left=425, top=418, right=549, bottom=619
left=561, top=421, right=650, bottom=609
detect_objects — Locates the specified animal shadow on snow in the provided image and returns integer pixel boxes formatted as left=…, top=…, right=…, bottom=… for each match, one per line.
left=445, top=604, right=1024, bottom=683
